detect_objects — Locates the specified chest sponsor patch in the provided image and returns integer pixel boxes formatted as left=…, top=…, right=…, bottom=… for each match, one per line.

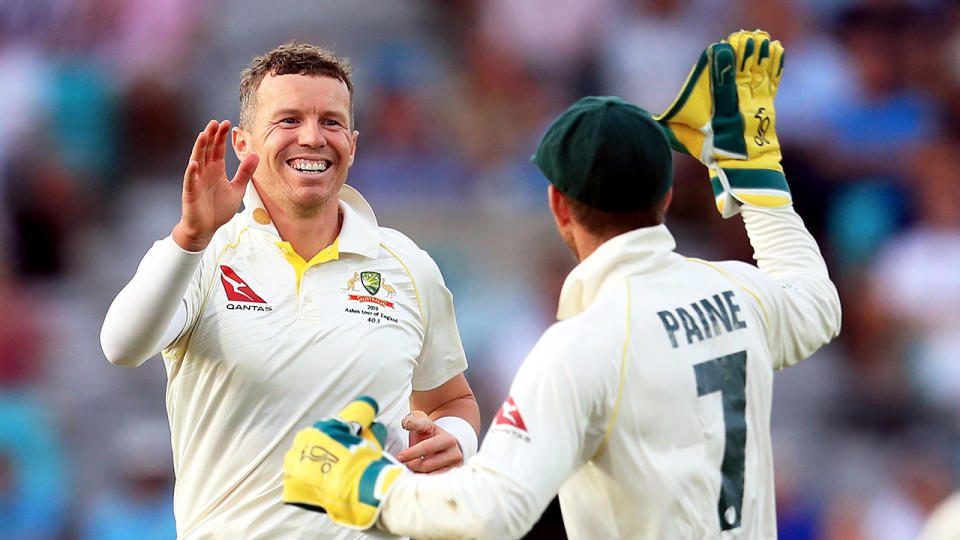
left=342, top=271, right=400, bottom=322
left=220, top=265, right=272, bottom=311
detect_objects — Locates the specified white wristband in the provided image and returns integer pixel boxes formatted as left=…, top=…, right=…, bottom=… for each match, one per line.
left=434, top=416, right=478, bottom=463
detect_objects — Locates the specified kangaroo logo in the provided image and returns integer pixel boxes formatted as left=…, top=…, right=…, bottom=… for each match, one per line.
left=344, top=272, right=360, bottom=291
left=754, top=107, right=771, bottom=147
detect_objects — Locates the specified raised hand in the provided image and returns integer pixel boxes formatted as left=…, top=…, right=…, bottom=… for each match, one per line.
left=172, top=120, right=259, bottom=251
left=656, top=30, right=790, bottom=218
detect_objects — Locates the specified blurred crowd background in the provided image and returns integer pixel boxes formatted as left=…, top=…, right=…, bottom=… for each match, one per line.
left=1, top=0, right=959, bottom=538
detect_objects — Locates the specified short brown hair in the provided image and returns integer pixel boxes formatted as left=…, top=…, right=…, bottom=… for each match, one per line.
left=562, top=191, right=668, bottom=238
left=239, top=42, right=354, bottom=129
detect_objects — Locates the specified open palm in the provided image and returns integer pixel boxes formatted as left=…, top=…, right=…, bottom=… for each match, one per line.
left=173, top=120, right=259, bottom=251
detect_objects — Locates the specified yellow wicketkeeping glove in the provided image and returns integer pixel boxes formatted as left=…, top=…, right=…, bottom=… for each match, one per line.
left=283, top=396, right=407, bottom=530
left=655, top=30, right=790, bottom=218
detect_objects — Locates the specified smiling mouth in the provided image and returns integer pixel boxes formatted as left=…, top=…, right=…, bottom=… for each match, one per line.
left=288, top=158, right=331, bottom=174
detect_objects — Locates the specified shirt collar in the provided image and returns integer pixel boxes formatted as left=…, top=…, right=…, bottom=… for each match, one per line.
left=556, top=224, right=678, bottom=320
left=241, top=183, right=381, bottom=259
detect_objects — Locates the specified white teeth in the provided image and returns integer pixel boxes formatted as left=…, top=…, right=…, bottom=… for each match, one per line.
left=290, top=159, right=328, bottom=172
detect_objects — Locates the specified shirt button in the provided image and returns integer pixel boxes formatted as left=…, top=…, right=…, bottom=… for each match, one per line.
left=304, top=295, right=313, bottom=303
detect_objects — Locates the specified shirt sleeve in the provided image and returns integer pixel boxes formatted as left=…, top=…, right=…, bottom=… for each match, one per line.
left=380, top=319, right=617, bottom=539
left=407, top=250, right=468, bottom=391
left=99, top=236, right=202, bottom=367
left=712, top=205, right=842, bottom=370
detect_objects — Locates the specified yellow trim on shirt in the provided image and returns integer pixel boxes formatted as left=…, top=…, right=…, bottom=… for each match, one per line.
left=593, top=279, right=631, bottom=458
left=379, top=243, right=425, bottom=326
left=276, top=238, right=340, bottom=293
left=686, top=258, right=770, bottom=329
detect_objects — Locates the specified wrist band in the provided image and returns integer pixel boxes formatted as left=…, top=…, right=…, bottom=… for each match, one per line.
left=434, top=416, right=478, bottom=463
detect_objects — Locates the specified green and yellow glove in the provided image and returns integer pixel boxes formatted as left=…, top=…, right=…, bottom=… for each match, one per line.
left=655, top=30, right=790, bottom=218
left=283, top=396, right=406, bottom=530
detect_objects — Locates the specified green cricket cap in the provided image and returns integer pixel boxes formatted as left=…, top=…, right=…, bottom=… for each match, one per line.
left=530, top=96, right=673, bottom=212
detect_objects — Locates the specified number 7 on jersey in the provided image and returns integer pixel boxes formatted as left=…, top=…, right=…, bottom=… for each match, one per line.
left=694, top=351, right=747, bottom=531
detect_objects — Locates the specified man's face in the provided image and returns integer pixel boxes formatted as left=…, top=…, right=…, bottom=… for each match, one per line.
left=233, top=73, right=358, bottom=218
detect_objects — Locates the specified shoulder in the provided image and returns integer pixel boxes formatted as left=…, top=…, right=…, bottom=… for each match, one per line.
left=377, top=227, right=445, bottom=283
left=688, top=257, right=765, bottom=282
left=204, top=213, right=254, bottom=254
left=532, top=293, right=628, bottom=374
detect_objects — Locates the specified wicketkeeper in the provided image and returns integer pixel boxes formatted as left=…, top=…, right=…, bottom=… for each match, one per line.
left=282, top=30, right=841, bottom=539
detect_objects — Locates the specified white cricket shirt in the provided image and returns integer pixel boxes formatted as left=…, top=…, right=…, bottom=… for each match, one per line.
left=111, top=184, right=467, bottom=539
left=379, top=205, right=841, bottom=539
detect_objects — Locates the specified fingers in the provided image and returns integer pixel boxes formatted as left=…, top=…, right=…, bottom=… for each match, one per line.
left=397, top=433, right=462, bottom=473
left=212, top=120, right=231, bottom=163
left=232, top=153, right=259, bottom=188
left=183, top=160, right=199, bottom=191
left=190, top=120, right=230, bottom=171
left=710, top=42, right=739, bottom=119
left=396, top=431, right=451, bottom=463
left=401, top=410, right=432, bottom=434
left=188, top=134, right=204, bottom=169
left=200, top=120, right=219, bottom=167
left=409, top=448, right=462, bottom=473
left=332, top=397, right=379, bottom=433
left=728, top=31, right=778, bottom=95
left=769, top=40, right=785, bottom=90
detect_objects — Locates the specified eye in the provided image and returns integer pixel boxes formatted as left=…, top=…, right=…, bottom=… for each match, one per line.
left=279, top=117, right=298, bottom=125
left=323, top=119, right=343, bottom=127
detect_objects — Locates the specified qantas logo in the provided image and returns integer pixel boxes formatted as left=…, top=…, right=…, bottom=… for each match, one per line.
left=219, top=265, right=268, bottom=307
left=494, top=396, right=527, bottom=432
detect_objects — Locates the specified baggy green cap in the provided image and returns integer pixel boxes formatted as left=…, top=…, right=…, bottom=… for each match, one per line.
left=530, top=96, right=673, bottom=212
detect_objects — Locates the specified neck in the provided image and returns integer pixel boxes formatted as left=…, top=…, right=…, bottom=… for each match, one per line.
left=263, top=196, right=342, bottom=261
left=570, top=226, right=609, bottom=262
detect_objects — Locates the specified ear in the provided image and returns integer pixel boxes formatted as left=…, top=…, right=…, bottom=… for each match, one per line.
left=232, top=127, right=249, bottom=160
left=347, top=130, right=359, bottom=167
left=548, top=185, right=571, bottom=227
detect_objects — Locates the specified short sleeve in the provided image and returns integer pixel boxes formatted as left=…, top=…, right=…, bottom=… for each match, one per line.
left=405, top=250, right=468, bottom=391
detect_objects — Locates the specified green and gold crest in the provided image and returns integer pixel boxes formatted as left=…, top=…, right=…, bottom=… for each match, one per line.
left=360, top=271, right=381, bottom=295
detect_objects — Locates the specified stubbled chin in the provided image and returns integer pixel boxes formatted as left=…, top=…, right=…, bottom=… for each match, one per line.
left=288, top=179, right=342, bottom=208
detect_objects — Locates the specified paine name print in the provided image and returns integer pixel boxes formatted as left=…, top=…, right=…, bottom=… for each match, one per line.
left=657, top=290, right=747, bottom=348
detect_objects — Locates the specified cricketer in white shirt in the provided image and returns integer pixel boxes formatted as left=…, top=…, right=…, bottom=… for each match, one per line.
left=102, top=42, right=482, bottom=539
left=377, top=203, right=841, bottom=539
left=284, top=49, right=843, bottom=537
left=101, top=184, right=470, bottom=539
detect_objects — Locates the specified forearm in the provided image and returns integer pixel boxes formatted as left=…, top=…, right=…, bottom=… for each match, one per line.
left=741, top=204, right=830, bottom=280
left=427, top=394, right=481, bottom=435
left=410, top=374, right=482, bottom=462
left=100, top=236, right=201, bottom=366
left=379, top=463, right=541, bottom=540
left=740, top=204, right=842, bottom=364
left=423, top=394, right=481, bottom=463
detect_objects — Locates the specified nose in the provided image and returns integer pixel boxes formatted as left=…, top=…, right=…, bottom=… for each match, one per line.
left=298, top=120, right=327, bottom=148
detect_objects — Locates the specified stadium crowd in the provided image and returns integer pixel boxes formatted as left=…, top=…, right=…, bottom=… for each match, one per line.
left=1, top=0, right=959, bottom=538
